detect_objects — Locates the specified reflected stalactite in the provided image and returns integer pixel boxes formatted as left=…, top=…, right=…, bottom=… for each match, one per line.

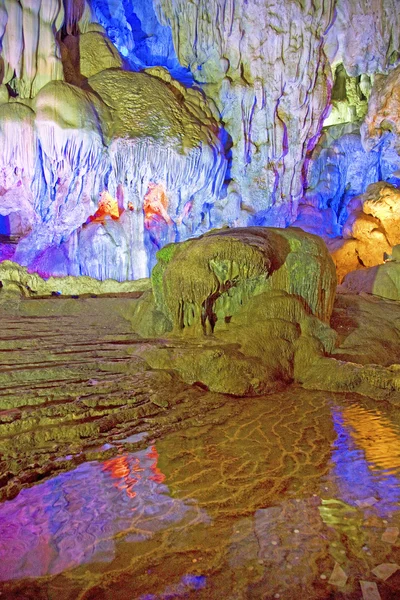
left=147, top=444, right=167, bottom=484
left=102, top=455, right=144, bottom=499
left=0, top=445, right=198, bottom=581
left=329, top=404, right=400, bottom=517
left=341, top=405, right=400, bottom=472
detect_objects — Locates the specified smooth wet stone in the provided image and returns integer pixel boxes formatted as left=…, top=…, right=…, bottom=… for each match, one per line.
left=328, top=562, right=348, bottom=587
left=381, top=527, right=399, bottom=543
left=360, top=580, right=382, bottom=600
left=356, top=497, right=378, bottom=508
left=371, top=563, right=400, bottom=581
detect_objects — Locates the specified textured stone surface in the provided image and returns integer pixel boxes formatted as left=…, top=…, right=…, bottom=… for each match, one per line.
left=1, top=311, right=400, bottom=598
left=0, top=0, right=65, bottom=98
left=125, top=228, right=400, bottom=400
left=0, top=260, right=151, bottom=297
left=154, top=0, right=399, bottom=227
left=0, top=296, right=223, bottom=503
left=329, top=183, right=400, bottom=282
left=0, top=68, right=226, bottom=281
left=0, top=0, right=399, bottom=281
left=342, top=258, right=400, bottom=301
left=155, top=0, right=334, bottom=226
left=362, top=65, right=400, bottom=154
left=65, top=30, right=123, bottom=80
left=152, top=227, right=337, bottom=329
left=325, top=0, right=399, bottom=76
left=128, top=226, right=338, bottom=394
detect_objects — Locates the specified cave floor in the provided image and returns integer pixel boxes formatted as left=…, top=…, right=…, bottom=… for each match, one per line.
left=0, top=294, right=400, bottom=599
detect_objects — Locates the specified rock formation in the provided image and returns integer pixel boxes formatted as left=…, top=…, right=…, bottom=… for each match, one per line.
left=154, top=0, right=399, bottom=229
left=125, top=225, right=400, bottom=402
left=331, top=182, right=400, bottom=281
left=0, top=66, right=226, bottom=280
left=0, top=259, right=150, bottom=297
left=342, top=244, right=400, bottom=300
left=128, top=226, right=337, bottom=394
left=0, top=0, right=398, bottom=283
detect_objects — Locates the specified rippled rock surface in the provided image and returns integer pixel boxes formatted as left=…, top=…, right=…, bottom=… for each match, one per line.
left=2, top=381, right=400, bottom=598
left=1, top=291, right=400, bottom=597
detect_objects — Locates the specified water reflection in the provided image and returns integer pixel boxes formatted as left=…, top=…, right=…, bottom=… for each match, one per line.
left=329, top=404, right=400, bottom=517
left=140, top=574, right=207, bottom=600
left=0, top=444, right=206, bottom=581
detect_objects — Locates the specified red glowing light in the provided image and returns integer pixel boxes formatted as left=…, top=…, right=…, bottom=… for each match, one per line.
left=102, top=455, right=143, bottom=499
left=147, top=445, right=166, bottom=484
left=102, top=445, right=166, bottom=498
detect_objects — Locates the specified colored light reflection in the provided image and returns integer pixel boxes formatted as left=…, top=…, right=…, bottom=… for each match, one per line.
left=140, top=574, right=207, bottom=599
left=329, top=404, right=400, bottom=517
left=341, top=405, right=400, bottom=472
left=0, top=445, right=202, bottom=581
left=102, top=445, right=165, bottom=499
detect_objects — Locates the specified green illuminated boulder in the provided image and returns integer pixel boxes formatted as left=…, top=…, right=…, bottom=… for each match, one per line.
left=130, top=227, right=338, bottom=395
left=152, top=227, right=336, bottom=332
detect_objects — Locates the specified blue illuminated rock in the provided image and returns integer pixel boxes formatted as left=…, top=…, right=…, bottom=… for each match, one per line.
left=0, top=0, right=399, bottom=282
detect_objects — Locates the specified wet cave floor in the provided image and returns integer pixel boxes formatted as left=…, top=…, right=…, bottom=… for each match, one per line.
left=0, top=295, right=400, bottom=599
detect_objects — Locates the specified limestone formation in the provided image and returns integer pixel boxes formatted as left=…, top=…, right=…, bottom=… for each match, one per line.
left=332, top=182, right=400, bottom=281
left=325, top=0, right=399, bottom=76
left=0, top=69, right=226, bottom=281
left=154, top=0, right=334, bottom=226
left=152, top=227, right=337, bottom=330
left=0, top=0, right=399, bottom=282
left=2, top=4, right=400, bottom=596
left=0, top=0, right=65, bottom=98
left=0, top=260, right=150, bottom=297
left=129, top=226, right=337, bottom=394
left=362, top=64, right=400, bottom=154
left=154, top=0, right=399, bottom=228
left=341, top=244, right=400, bottom=301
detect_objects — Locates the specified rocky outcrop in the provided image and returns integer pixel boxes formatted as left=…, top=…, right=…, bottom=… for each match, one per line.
left=332, top=182, right=400, bottom=281
left=127, top=225, right=400, bottom=402
left=129, top=227, right=337, bottom=394
left=0, top=260, right=150, bottom=298
left=341, top=245, right=400, bottom=300
left=0, top=69, right=226, bottom=281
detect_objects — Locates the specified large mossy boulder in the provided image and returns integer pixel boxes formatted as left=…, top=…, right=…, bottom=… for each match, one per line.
left=129, top=227, right=338, bottom=395
left=152, top=227, right=337, bottom=332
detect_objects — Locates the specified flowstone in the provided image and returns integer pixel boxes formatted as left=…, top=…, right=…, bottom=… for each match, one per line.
left=0, top=17, right=227, bottom=282
left=129, top=226, right=337, bottom=395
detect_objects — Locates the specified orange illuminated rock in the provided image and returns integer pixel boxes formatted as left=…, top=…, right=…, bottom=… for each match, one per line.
left=89, top=190, right=120, bottom=222
left=143, top=183, right=172, bottom=226
left=362, top=183, right=400, bottom=246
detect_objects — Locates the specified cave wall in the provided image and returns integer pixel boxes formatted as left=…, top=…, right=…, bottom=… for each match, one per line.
left=154, top=0, right=400, bottom=226
left=0, top=0, right=399, bottom=280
